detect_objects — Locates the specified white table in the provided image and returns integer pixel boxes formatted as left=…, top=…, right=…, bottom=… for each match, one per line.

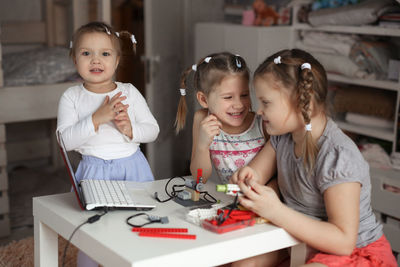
left=33, top=179, right=306, bottom=267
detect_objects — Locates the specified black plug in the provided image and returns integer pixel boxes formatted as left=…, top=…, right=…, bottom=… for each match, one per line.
left=87, top=214, right=102, bottom=223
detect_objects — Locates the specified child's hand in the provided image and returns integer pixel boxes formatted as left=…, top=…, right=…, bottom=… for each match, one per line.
left=114, top=110, right=133, bottom=139
left=230, top=166, right=260, bottom=184
left=237, top=178, right=283, bottom=222
left=92, top=92, right=129, bottom=131
left=197, top=114, right=222, bottom=149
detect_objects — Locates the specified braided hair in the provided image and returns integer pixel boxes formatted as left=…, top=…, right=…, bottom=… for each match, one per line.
left=254, top=49, right=328, bottom=173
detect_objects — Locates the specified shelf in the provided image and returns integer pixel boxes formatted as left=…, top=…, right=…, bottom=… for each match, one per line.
left=336, top=120, right=395, bottom=142
left=294, top=23, right=400, bottom=37
left=328, top=74, right=399, bottom=92
left=291, top=1, right=400, bottom=153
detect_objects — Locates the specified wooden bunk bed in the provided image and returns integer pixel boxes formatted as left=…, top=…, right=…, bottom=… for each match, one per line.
left=0, top=0, right=111, bottom=237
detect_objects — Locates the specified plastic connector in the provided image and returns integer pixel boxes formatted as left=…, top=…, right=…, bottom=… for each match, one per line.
left=216, top=184, right=244, bottom=196
left=177, top=190, right=191, bottom=200
left=87, top=214, right=102, bottom=223
left=160, top=217, right=169, bottom=224
left=148, top=215, right=169, bottom=224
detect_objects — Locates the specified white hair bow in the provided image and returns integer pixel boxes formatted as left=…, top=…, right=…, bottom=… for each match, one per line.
left=131, top=34, right=137, bottom=44
left=274, top=56, right=281, bottom=64
left=301, top=63, right=311, bottom=70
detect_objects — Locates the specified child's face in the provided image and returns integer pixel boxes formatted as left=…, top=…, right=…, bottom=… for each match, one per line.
left=205, top=75, right=251, bottom=130
left=74, top=32, right=119, bottom=90
left=254, top=74, right=303, bottom=136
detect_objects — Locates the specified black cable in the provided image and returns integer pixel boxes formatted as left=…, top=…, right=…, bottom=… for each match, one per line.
left=154, top=176, right=185, bottom=202
left=199, top=191, right=218, bottom=204
left=217, top=194, right=238, bottom=225
left=154, top=176, right=218, bottom=204
left=62, top=209, right=108, bottom=267
left=126, top=212, right=168, bottom=228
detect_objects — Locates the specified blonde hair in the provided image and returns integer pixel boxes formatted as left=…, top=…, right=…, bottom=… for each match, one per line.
left=69, top=21, right=136, bottom=59
left=254, top=49, right=328, bottom=173
left=175, top=52, right=250, bottom=133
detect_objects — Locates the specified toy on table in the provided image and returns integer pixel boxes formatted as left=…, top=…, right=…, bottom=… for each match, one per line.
left=252, top=0, right=279, bottom=26
left=177, top=169, right=205, bottom=201
left=154, top=170, right=217, bottom=206
left=216, top=183, right=244, bottom=196
left=132, top=227, right=196, bottom=240
left=186, top=190, right=268, bottom=233
left=202, top=194, right=256, bottom=233
left=215, top=184, right=269, bottom=225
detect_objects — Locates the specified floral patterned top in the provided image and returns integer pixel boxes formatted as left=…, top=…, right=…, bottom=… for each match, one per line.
left=209, top=114, right=266, bottom=183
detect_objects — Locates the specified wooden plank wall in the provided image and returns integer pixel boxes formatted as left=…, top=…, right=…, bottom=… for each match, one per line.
left=0, top=125, right=10, bottom=237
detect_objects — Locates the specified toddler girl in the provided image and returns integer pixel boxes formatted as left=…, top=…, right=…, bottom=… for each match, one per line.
left=232, top=49, right=397, bottom=266
left=57, top=21, right=159, bottom=267
left=175, top=52, right=268, bottom=184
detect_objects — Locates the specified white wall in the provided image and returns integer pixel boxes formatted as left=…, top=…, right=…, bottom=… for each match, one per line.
left=170, top=0, right=224, bottom=178
left=0, top=0, right=44, bottom=54
left=0, top=0, right=41, bottom=22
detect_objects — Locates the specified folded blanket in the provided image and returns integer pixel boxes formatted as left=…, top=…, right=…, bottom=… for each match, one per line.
left=360, top=143, right=392, bottom=169
left=298, top=31, right=359, bottom=56
left=350, top=40, right=397, bottom=79
left=345, top=112, right=393, bottom=129
left=3, top=47, right=76, bottom=86
left=308, top=0, right=394, bottom=26
left=312, top=52, right=370, bottom=78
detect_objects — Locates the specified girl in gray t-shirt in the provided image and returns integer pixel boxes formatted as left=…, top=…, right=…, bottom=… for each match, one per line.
left=231, top=49, right=397, bottom=267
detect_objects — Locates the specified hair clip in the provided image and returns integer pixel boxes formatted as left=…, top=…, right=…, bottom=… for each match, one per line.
left=305, top=123, right=312, bottom=131
left=274, top=56, right=281, bottom=65
left=235, top=57, right=242, bottom=68
left=104, top=27, right=111, bottom=35
left=179, top=88, right=186, bottom=96
left=131, top=34, right=137, bottom=44
left=115, top=32, right=120, bottom=37
left=204, top=57, right=212, bottom=63
left=301, top=63, right=311, bottom=70
left=69, top=41, right=73, bottom=49
left=192, top=64, right=197, bottom=71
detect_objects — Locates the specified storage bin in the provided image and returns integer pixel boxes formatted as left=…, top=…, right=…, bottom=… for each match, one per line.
left=370, top=167, right=400, bottom=261
left=370, top=168, right=400, bottom=219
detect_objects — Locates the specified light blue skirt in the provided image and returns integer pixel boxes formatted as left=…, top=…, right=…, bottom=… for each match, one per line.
left=75, top=149, right=154, bottom=184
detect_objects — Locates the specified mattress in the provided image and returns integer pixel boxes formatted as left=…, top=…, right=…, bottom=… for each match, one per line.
left=2, top=47, right=78, bottom=87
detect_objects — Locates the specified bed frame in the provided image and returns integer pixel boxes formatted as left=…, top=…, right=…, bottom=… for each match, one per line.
left=0, top=0, right=111, bottom=237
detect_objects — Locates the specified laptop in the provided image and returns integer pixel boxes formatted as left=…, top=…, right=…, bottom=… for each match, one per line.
left=57, top=131, right=156, bottom=211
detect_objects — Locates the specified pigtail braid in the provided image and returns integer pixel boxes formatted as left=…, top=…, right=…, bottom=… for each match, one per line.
left=116, top=30, right=137, bottom=54
left=174, top=67, right=193, bottom=134
left=298, top=67, right=319, bottom=173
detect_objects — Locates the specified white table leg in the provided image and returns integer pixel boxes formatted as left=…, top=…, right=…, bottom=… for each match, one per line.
left=290, top=242, right=307, bottom=266
left=34, top=216, right=58, bottom=267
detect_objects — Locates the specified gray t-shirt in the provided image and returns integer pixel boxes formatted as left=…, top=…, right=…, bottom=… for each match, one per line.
left=270, top=118, right=382, bottom=248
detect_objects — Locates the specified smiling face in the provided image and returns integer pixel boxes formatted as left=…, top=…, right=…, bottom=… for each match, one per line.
left=74, top=32, right=119, bottom=92
left=254, top=74, right=303, bottom=136
left=199, top=74, right=251, bottom=133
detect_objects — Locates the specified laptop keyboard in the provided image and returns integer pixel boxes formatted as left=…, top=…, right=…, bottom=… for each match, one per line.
left=82, top=179, right=134, bottom=207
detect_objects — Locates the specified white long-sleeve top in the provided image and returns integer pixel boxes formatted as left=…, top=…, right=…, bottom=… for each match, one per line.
left=57, top=82, right=159, bottom=160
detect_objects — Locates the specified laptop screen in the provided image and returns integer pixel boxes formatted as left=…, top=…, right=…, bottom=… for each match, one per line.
left=57, top=131, right=85, bottom=210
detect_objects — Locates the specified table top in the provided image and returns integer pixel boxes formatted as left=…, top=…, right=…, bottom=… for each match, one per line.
left=33, top=179, right=299, bottom=267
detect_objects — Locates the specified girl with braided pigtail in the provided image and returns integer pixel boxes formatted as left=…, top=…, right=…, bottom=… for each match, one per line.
left=298, top=62, right=319, bottom=173
left=231, top=49, right=396, bottom=266
left=175, top=52, right=268, bottom=184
